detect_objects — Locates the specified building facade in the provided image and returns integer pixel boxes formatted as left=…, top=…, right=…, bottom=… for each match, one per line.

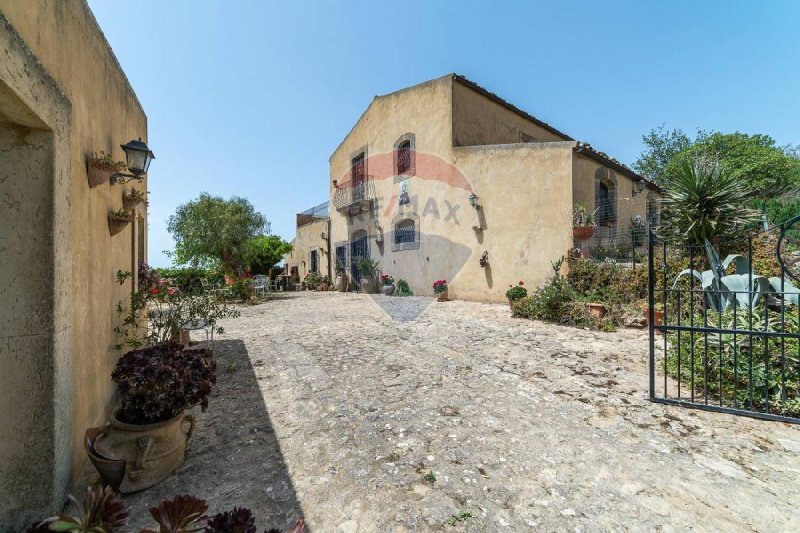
left=0, top=2, right=148, bottom=528
left=328, top=74, right=657, bottom=301
left=284, top=201, right=331, bottom=284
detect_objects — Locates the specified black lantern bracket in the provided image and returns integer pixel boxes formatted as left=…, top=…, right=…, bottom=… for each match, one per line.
left=110, top=138, right=155, bottom=185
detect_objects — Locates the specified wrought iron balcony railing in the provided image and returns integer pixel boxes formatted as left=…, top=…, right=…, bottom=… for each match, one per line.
left=333, top=177, right=375, bottom=212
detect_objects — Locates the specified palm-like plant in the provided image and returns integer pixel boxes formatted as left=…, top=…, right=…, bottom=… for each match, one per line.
left=659, top=156, right=761, bottom=245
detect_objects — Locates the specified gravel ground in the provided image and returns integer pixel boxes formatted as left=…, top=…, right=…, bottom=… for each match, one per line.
left=120, top=292, right=800, bottom=532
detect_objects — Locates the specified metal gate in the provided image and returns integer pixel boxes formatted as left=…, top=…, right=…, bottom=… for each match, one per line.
left=648, top=215, right=800, bottom=423
left=350, top=230, right=369, bottom=290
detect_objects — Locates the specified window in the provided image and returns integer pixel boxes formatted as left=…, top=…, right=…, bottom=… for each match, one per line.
left=352, top=153, right=365, bottom=185
left=310, top=249, right=319, bottom=273
left=397, top=141, right=411, bottom=175
left=335, top=244, right=347, bottom=272
left=395, top=219, right=415, bottom=244
left=594, top=168, right=617, bottom=226
left=393, top=133, right=415, bottom=179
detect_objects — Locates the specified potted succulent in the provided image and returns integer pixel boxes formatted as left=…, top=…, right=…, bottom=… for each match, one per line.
left=108, top=208, right=134, bottom=235
left=433, top=279, right=448, bottom=302
left=354, top=257, right=381, bottom=294
left=28, top=485, right=129, bottom=532
left=122, top=188, right=148, bottom=210
left=87, top=151, right=128, bottom=188
left=85, top=342, right=216, bottom=492
left=381, top=274, right=395, bottom=295
left=572, top=203, right=597, bottom=240
left=505, top=281, right=527, bottom=308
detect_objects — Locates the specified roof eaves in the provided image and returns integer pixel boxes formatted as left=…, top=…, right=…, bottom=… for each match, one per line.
left=574, top=142, right=661, bottom=192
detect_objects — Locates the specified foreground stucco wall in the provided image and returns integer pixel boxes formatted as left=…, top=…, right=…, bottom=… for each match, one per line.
left=285, top=218, right=330, bottom=280
left=0, top=1, right=147, bottom=527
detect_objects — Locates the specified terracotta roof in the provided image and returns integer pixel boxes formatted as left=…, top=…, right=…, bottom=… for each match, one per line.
left=574, top=142, right=660, bottom=191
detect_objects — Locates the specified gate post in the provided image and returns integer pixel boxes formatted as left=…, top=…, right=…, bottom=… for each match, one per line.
left=647, top=228, right=656, bottom=401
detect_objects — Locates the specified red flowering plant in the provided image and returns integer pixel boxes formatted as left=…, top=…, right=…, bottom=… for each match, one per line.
left=505, top=280, right=528, bottom=302
left=113, top=263, right=239, bottom=351
left=432, top=279, right=448, bottom=294
left=381, top=274, right=395, bottom=286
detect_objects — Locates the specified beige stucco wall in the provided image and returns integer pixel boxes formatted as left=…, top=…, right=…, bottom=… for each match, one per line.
left=0, top=2, right=147, bottom=527
left=451, top=79, right=568, bottom=146
left=285, top=218, right=330, bottom=280
left=572, top=152, right=655, bottom=251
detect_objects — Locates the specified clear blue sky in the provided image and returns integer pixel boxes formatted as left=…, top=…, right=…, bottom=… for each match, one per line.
left=88, top=0, right=800, bottom=267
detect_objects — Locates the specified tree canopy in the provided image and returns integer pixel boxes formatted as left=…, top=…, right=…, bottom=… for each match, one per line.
left=243, top=234, right=293, bottom=275
left=167, top=193, right=268, bottom=273
left=635, top=128, right=800, bottom=199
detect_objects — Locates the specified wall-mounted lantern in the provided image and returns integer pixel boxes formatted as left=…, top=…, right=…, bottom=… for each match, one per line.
left=110, top=138, right=155, bottom=184
left=469, top=192, right=480, bottom=209
left=479, top=251, right=489, bottom=268
left=320, top=231, right=327, bottom=240
left=632, top=179, right=646, bottom=195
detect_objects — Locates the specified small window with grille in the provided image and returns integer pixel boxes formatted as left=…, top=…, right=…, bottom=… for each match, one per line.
left=394, top=219, right=415, bottom=244
left=397, top=141, right=411, bottom=175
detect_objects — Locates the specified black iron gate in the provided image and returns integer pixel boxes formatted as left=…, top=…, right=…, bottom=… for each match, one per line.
left=350, top=230, right=369, bottom=291
left=648, top=215, right=800, bottom=423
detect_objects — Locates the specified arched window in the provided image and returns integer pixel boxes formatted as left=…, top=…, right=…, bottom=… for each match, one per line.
left=391, top=214, right=420, bottom=251
left=397, top=141, right=411, bottom=175
left=594, top=168, right=617, bottom=226
left=395, top=219, right=415, bottom=244
left=394, top=133, right=415, bottom=177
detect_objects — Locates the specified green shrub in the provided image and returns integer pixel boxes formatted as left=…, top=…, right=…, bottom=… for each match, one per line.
left=513, top=259, right=615, bottom=332
left=155, top=266, right=223, bottom=293
left=396, top=279, right=413, bottom=296
left=223, top=278, right=252, bottom=302
left=505, top=282, right=528, bottom=301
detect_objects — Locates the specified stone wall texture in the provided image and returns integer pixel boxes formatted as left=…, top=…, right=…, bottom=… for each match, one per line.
left=0, top=1, right=147, bottom=528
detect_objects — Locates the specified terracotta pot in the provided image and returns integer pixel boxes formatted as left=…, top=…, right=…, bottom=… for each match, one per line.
left=360, top=276, right=380, bottom=294
left=584, top=302, right=607, bottom=318
left=382, top=285, right=395, bottom=296
left=646, top=309, right=665, bottom=335
left=122, top=195, right=144, bottom=210
left=85, top=409, right=194, bottom=493
left=572, top=226, right=596, bottom=240
left=436, top=288, right=449, bottom=302
left=87, top=160, right=118, bottom=188
left=108, top=214, right=133, bottom=236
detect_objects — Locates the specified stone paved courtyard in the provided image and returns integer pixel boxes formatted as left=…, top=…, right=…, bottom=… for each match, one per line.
left=121, top=292, right=800, bottom=532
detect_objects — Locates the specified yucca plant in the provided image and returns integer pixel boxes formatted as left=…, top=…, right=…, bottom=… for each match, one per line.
left=660, top=156, right=761, bottom=245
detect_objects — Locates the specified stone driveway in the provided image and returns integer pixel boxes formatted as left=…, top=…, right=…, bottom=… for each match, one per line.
left=123, top=292, right=800, bottom=532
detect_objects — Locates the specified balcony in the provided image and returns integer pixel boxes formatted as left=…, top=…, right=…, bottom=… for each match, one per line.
left=333, top=177, right=375, bottom=214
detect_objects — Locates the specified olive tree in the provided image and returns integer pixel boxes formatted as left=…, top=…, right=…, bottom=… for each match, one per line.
left=168, top=193, right=268, bottom=274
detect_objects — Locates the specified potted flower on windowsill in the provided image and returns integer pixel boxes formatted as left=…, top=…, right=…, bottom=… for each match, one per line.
left=88, top=151, right=127, bottom=188
left=108, top=208, right=134, bottom=235
left=572, top=202, right=596, bottom=240
left=433, top=279, right=448, bottom=302
left=381, top=274, right=395, bottom=295
left=505, top=281, right=527, bottom=308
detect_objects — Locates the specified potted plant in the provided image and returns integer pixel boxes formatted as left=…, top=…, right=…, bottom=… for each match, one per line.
left=381, top=274, right=395, bottom=295
left=85, top=341, right=216, bottom=492
left=645, top=301, right=665, bottom=334
left=334, top=268, right=349, bottom=292
left=584, top=301, right=608, bottom=318
left=319, top=275, right=331, bottom=291
left=122, top=188, right=148, bottom=210
left=108, top=208, right=134, bottom=235
left=505, top=281, right=527, bottom=308
left=433, top=279, right=448, bottom=302
left=354, top=257, right=381, bottom=294
left=572, top=203, right=596, bottom=240
left=88, top=152, right=127, bottom=188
